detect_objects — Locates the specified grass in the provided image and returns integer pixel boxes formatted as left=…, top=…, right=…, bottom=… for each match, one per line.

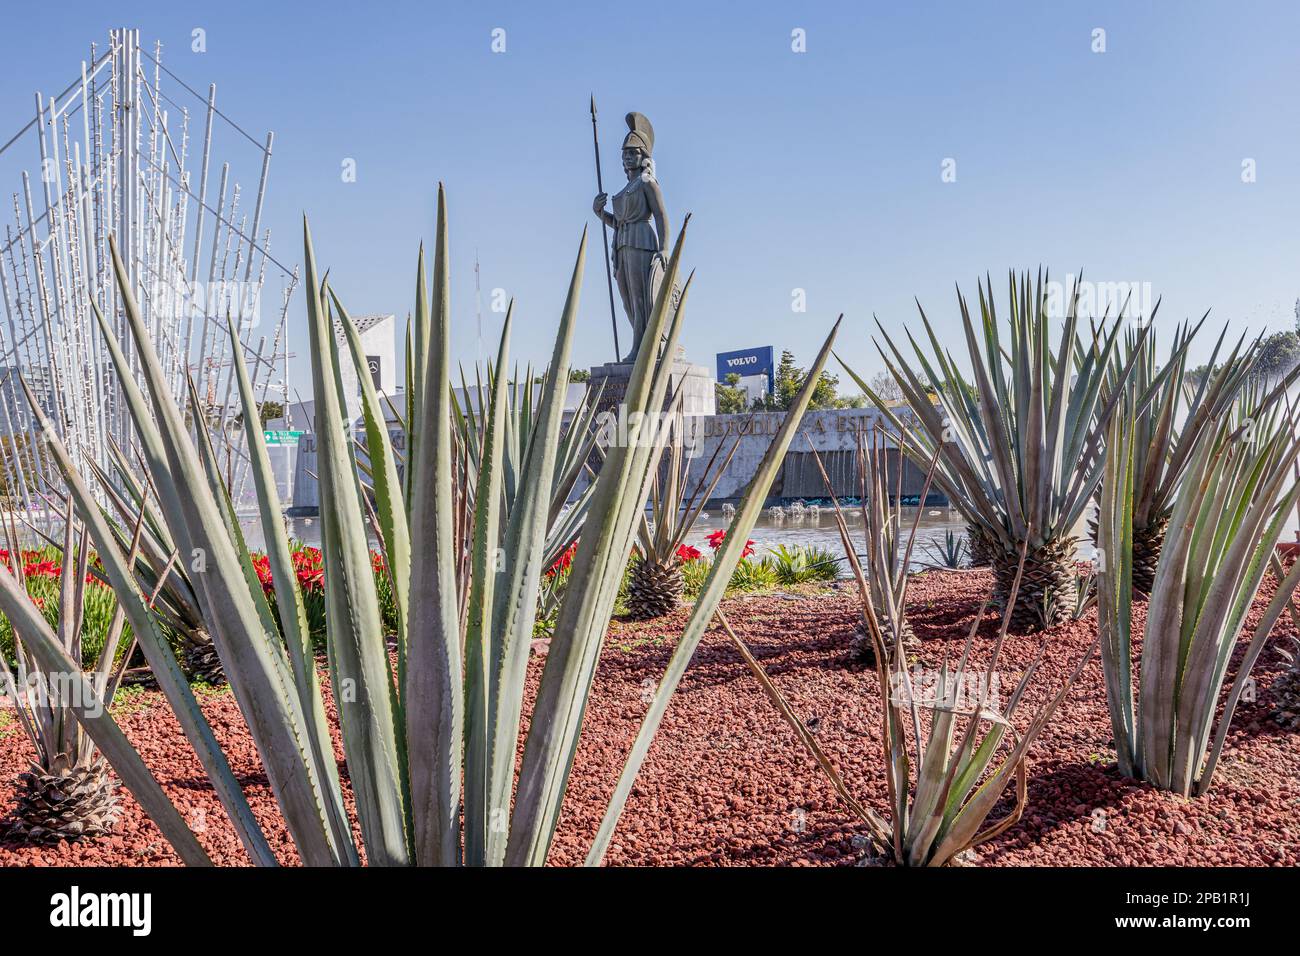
left=612, top=634, right=671, bottom=653
left=108, top=685, right=152, bottom=720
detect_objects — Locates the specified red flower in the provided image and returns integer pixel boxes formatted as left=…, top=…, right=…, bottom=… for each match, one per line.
left=251, top=554, right=275, bottom=592
left=297, top=567, right=325, bottom=592
left=22, top=560, right=61, bottom=579
left=704, top=530, right=754, bottom=558
left=675, top=544, right=702, bottom=563
left=546, top=541, right=579, bottom=578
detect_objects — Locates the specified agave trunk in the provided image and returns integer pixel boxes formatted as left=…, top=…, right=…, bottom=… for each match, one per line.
left=850, top=612, right=915, bottom=665
left=183, top=633, right=227, bottom=686
left=6, top=754, right=121, bottom=844
left=1088, top=511, right=1168, bottom=596
left=965, top=525, right=994, bottom=568
left=989, top=536, right=1078, bottom=631
left=1129, top=515, right=1168, bottom=595
left=626, top=557, right=684, bottom=620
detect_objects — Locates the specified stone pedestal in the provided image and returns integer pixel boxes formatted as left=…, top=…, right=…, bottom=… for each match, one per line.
left=588, top=357, right=715, bottom=418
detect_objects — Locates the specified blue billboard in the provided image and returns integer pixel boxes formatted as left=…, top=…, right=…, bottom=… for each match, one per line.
left=716, top=346, right=775, bottom=394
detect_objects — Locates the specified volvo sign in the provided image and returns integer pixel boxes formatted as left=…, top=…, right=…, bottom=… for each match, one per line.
left=716, top=346, right=775, bottom=396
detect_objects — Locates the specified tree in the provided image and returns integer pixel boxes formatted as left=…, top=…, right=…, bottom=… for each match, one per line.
left=1253, top=330, right=1300, bottom=385
left=258, top=401, right=285, bottom=426
left=762, top=349, right=863, bottom=411
left=867, top=370, right=904, bottom=403
left=568, top=368, right=590, bottom=383
left=714, top=373, right=750, bottom=414
left=232, top=400, right=288, bottom=431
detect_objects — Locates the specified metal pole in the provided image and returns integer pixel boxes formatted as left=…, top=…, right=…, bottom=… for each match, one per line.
left=589, top=95, right=621, bottom=361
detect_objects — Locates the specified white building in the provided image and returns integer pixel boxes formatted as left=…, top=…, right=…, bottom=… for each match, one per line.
left=333, top=313, right=397, bottom=425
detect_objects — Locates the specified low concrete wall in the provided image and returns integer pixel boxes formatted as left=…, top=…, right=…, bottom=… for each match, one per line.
left=290, top=405, right=945, bottom=513
left=685, top=407, right=944, bottom=505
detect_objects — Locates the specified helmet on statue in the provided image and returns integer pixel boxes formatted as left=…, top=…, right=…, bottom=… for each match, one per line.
left=621, top=112, right=654, bottom=157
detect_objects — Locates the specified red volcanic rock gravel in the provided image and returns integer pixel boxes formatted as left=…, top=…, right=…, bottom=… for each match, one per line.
left=1, top=569, right=1297, bottom=866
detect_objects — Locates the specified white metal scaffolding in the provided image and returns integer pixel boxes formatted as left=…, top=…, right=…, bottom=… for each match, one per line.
left=0, top=28, right=298, bottom=529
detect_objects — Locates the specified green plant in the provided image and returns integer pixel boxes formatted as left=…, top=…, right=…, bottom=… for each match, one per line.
left=2, top=541, right=142, bottom=673
left=627, top=422, right=738, bottom=619
left=1093, top=318, right=1265, bottom=593
left=17, top=194, right=841, bottom=867
left=728, top=556, right=777, bottom=592
left=767, top=544, right=839, bottom=584
left=817, top=482, right=1097, bottom=866
left=922, top=529, right=967, bottom=570
left=681, top=554, right=711, bottom=597
left=0, top=506, right=134, bottom=842
left=845, top=272, right=1141, bottom=631
left=714, top=373, right=750, bottom=413
left=1096, top=390, right=1300, bottom=796
left=758, top=349, right=863, bottom=410
left=1071, top=564, right=1096, bottom=621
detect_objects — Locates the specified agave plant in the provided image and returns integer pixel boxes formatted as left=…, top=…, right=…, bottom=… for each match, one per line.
left=789, top=448, right=1098, bottom=865
left=19, top=448, right=213, bottom=685
left=845, top=272, right=1142, bottom=631
left=1070, top=563, right=1097, bottom=621
left=626, top=412, right=739, bottom=619
left=1096, top=388, right=1300, bottom=795
left=922, top=528, right=967, bottom=571
left=1092, top=317, right=1264, bottom=593
left=452, top=356, right=604, bottom=574
left=0, top=503, right=133, bottom=842
left=90, top=447, right=219, bottom=681
left=847, top=427, right=936, bottom=662
left=1267, top=427, right=1300, bottom=728
left=12, top=191, right=841, bottom=866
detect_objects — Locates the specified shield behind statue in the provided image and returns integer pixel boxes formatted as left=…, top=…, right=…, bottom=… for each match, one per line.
left=647, top=254, right=683, bottom=351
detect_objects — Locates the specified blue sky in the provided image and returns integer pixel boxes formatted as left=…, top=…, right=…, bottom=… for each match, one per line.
left=2, top=0, right=1297, bottom=393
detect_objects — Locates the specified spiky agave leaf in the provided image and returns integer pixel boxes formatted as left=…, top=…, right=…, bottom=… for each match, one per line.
left=1098, top=389, right=1300, bottom=795
left=792, top=443, right=1096, bottom=865
left=34, top=193, right=841, bottom=868
left=585, top=314, right=844, bottom=865
left=1092, top=316, right=1266, bottom=592
left=842, top=271, right=1147, bottom=630
left=92, top=237, right=351, bottom=865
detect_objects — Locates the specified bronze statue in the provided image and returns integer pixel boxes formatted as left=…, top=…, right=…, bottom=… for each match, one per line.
left=593, top=112, right=670, bottom=362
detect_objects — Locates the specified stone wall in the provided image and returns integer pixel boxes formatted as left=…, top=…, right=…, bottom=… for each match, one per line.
left=684, top=406, right=944, bottom=505
left=290, top=402, right=945, bottom=513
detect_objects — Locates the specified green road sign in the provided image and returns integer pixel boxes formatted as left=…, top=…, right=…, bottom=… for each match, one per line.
left=262, top=429, right=304, bottom=446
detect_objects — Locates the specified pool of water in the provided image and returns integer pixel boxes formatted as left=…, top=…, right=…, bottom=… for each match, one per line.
left=681, top=505, right=969, bottom=568
left=16, top=499, right=1297, bottom=576
left=257, top=504, right=973, bottom=572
